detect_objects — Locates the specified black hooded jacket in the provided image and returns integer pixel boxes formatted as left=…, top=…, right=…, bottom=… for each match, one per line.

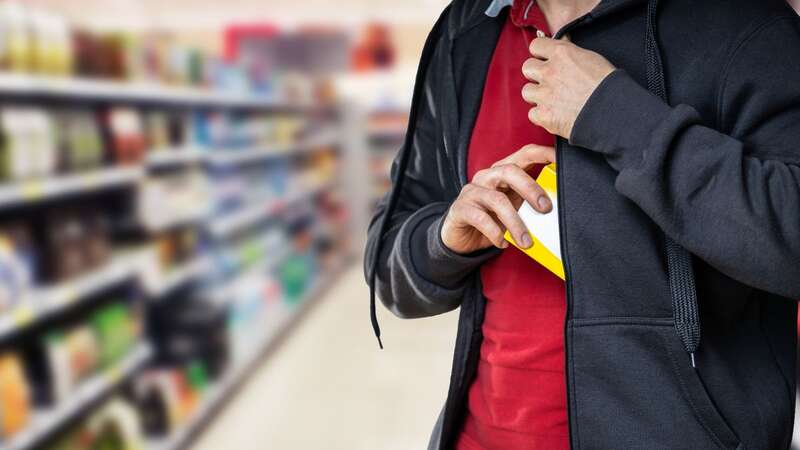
left=365, top=0, right=800, bottom=448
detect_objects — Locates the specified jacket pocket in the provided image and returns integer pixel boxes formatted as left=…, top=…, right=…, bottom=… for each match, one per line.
left=568, top=318, right=742, bottom=450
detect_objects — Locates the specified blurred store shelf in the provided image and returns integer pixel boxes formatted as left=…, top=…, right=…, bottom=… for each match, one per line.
left=142, top=255, right=212, bottom=299
left=146, top=148, right=208, bottom=169
left=0, top=254, right=140, bottom=341
left=148, top=262, right=346, bottom=450
left=140, top=205, right=211, bottom=234
left=203, top=144, right=296, bottom=168
left=0, top=73, right=302, bottom=110
left=0, top=166, right=144, bottom=209
left=207, top=186, right=329, bottom=239
left=0, top=343, right=152, bottom=450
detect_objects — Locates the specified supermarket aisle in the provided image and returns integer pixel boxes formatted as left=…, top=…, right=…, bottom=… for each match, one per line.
left=192, top=262, right=459, bottom=450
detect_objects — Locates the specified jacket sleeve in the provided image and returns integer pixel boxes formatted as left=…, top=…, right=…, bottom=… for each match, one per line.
left=569, top=16, right=800, bottom=299
left=363, top=10, right=498, bottom=320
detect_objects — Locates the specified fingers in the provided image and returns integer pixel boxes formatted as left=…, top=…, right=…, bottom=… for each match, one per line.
left=492, top=144, right=556, bottom=170
left=528, top=106, right=556, bottom=134
left=449, top=195, right=507, bottom=249
left=529, top=36, right=558, bottom=59
left=467, top=185, right=532, bottom=248
left=521, top=82, right=545, bottom=105
left=522, top=58, right=546, bottom=83
left=473, top=164, right=553, bottom=213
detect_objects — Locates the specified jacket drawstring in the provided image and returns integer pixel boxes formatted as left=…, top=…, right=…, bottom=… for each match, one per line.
left=368, top=8, right=450, bottom=349
left=645, top=0, right=702, bottom=368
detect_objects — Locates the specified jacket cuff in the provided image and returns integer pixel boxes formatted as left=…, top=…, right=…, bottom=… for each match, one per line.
left=403, top=203, right=499, bottom=289
left=569, top=69, right=672, bottom=171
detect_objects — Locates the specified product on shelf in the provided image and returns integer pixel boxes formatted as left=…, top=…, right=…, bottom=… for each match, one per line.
left=0, top=352, right=31, bottom=438
left=138, top=170, right=211, bottom=230
left=149, top=296, right=230, bottom=381
left=106, top=107, right=146, bottom=166
left=29, top=8, right=73, bottom=76
left=26, top=301, right=140, bottom=406
left=46, top=397, right=146, bottom=450
left=35, top=204, right=113, bottom=284
left=91, top=303, right=139, bottom=369
left=279, top=254, right=314, bottom=303
left=0, top=107, right=58, bottom=181
left=83, top=210, right=112, bottom=268
left=131, top=369, right=181, bottom=438
left=171, top=368, right=199, bottom=421
left=42, top=210, right=86, bottom=282
left=0, top=2, right=32, bottom=72
left=90, top=398, right=146, bottom=450
left=53, top=109, right=105, bottom=174
left=44, top=324, right=100, bottom=402
left=154, top=228, right=201, bottom=270
left=0, top=223, right=35, bottom=313
left=145, top=110, right=191, bottom=152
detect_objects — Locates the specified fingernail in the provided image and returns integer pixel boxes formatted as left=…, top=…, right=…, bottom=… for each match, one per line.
left=521, top=233, right=533, bottom=249
left=501, top=241, right=510, bottom=249
left=538, top=196, right=551, bottom=211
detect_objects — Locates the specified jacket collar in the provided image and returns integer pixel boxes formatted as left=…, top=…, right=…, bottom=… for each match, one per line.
left=448, top=0, right=648, bottom=39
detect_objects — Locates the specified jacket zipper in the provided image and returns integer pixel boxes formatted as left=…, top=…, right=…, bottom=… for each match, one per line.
left=552, top=15, right=590, bottom=449
left=555, top=137, right=576, bottom=447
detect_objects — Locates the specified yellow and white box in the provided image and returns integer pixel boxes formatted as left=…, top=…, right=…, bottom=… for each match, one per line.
left=504, top=163, right=565, bottom=280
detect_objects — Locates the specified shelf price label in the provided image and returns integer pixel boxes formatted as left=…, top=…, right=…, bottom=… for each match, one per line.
left=21, top=181, right=44, bottom=200
left=12, top=306, right=35, bottom=327
left=53, top=285, right=79, bottom=308
left=106, top=365, right=123, bottom=384
left=80, top=172, right=101, bottom=190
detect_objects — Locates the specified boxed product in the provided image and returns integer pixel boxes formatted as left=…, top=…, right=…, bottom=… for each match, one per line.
left=0, top=108, right=58, bottom=181
left=0, top=223, right=35, bottom=313
left=0, top=352, right=31, bottom=438
left=504, top=164, right=565, bottom=280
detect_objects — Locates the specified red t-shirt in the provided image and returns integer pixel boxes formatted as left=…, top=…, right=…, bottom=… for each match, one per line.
left=455, top=3, right=570, bottom=450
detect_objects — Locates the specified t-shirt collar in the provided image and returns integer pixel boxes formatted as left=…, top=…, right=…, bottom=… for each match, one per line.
left=485, top=0, right=551, bottom=34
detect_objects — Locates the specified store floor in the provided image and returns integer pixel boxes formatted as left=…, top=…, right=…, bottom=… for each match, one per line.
left=191, top=262, right=459, bottom=450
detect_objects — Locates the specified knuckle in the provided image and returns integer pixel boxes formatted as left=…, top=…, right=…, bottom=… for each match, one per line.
left=489, top=190, right=507, bottom=205
left=500, top=164, right=516, bottom=178
left=553, top=44, right=568, bottom=57
left=476, top=215, right=494, bottom=230
left=467, top=208, right=484, bottom=225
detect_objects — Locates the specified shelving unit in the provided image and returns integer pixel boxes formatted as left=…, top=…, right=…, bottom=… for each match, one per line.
left=0, top=254, right=140, bottom=341
left=142, top=255, right=212, bottom=299
left=0, top=4, right=353, bottom=450
left=366, top=110, right=409, bottom=210
left=0, top=73, right=301, bottom=110
left=145, top=148, right=207, bottom=169
left=0, top=343, right=153, bottom=450
left=0, top=70, right=352, bottom=446
left=0, top=166, right=143, bottom=208
left=146, top=263, right=345, bottom=450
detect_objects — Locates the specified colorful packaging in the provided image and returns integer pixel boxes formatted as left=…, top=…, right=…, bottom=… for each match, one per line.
left=0, top=353, right=31, bottom=438
left=504, top=164, right=565, bottom=280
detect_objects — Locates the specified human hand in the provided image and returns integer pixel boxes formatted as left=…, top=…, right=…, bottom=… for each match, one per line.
left=522, top=36, right=615, bottom=138
left=441, top=144, right=555, bottom=255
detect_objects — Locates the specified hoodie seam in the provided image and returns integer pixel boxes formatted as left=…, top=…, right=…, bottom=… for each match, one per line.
left=715, top=15, right=798, bottom=131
